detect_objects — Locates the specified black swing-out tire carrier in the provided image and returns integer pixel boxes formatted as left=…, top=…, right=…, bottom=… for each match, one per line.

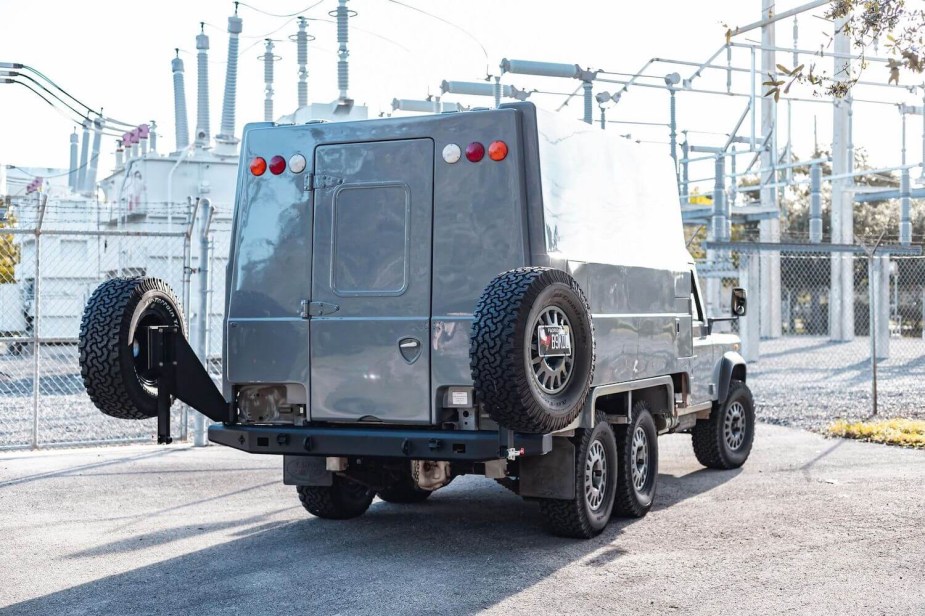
left=208, top=423, right=553, bottom=462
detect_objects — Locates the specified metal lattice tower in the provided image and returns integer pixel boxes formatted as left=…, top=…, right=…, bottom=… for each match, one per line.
left=171, top=50, right=190, bottom=150
left=217, top=6, right=243, bottom=144
left=195, top=23, right=211, bottom=147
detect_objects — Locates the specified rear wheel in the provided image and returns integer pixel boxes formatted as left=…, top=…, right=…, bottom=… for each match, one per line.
left=470, top=267, right=594, bottom=434
left=537, top=416, right=617, bottom=538
left=79, top=277, right=185, bottom=420
left=692, top=380, right=755, bottom=469
left=612, top=402, right=659, bottom=518
left=298, top=477, right=375, bottom=520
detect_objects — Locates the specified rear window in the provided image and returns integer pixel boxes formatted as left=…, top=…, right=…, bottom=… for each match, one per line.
left=332, top=183, right=410, bottom=296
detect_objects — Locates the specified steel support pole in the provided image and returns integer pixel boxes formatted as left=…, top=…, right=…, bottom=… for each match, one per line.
left=707, top=155, right=727, bottom=316
left=669, top=88, right=678, bottom=175
left=194, top=200, right=214, bottom=447
left=30, top=195, right=46, bottom=449
left=681, top=140, right=690, bottom=205
left=830, top=15, right=855, bottom=342
left=759, top=0, right=781, bottom=339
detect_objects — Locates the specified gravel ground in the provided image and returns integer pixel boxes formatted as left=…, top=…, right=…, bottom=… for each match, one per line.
left=1, top=335, right=923, bottom=448
left=750, top=336, right=925, bottom=431
left=1, top=424, right=923, bottom=615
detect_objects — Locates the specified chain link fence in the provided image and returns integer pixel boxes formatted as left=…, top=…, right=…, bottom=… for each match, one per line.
left=0, top=195, right=223, bottom=450
left=710, top=249, right=925, bottom=430
left=2, top=195, right=924, bottom=449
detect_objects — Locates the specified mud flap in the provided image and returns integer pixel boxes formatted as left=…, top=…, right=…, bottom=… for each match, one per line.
left=519, top=437, right=575, bottom=500
left=283, top=456, right=333, bottom=486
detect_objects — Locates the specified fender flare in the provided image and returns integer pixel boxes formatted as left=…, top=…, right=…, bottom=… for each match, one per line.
left=715, top=351, right=747, bottom=404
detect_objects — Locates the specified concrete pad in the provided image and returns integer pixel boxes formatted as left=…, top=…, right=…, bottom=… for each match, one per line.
left=0, top=424, right=923, bottom=615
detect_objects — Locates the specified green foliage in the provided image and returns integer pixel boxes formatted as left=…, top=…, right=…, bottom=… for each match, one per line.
left=0, top=202, right=20, bottom=283
left=758, top=0, right=925, bottom=97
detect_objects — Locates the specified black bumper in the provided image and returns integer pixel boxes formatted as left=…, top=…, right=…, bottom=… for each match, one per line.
left=208, top=423, right=553, bottom=461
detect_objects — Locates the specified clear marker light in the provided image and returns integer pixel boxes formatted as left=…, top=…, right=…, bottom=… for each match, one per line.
left=289, top=153, right=307, bottom=174
left=442, top=143, right=461, bottom=164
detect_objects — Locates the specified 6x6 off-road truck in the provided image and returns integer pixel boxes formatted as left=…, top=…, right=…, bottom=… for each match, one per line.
left=79, top=103, right=754, bottom=538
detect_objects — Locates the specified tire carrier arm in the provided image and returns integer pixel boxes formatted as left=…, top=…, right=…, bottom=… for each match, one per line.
left=148, top=325, right=233, bottom=444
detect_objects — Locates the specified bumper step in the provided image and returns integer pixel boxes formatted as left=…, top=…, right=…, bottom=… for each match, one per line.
left=209, top=424, right=552, bottom=461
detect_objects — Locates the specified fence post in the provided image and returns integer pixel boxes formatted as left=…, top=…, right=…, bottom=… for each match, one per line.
left=30, top=195, right=47, bottom=449
left=194, top=200, right=214, bottom=447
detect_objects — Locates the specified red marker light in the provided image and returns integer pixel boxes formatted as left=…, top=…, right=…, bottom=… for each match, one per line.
left=465, top=142, right=485, bottom=163
left=488, top=140, right=508, bottom=161
left=249, top=156, right=267, bottom=176
left=269, top=155, right=287, bottom=175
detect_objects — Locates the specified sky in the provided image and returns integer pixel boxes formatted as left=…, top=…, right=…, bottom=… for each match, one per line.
left=1, top=0, right=923, bottom=195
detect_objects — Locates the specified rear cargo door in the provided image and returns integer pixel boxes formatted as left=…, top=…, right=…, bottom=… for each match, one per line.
left=308, top=139, right=434, bottom=423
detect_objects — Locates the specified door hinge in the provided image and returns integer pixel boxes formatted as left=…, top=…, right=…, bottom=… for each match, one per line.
left=306, top=174, right=343, bottom=191
left=301, top=300, right=340, bottom=318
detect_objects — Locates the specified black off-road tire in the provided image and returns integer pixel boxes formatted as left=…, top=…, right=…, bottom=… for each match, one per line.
left=612, top=402, right=659, bottom=518
left=79, top=277, right=185, bottom=420
left=692, top=380, right=755, bottom=470
left=470, top=267, right=594, bottom=434
left=298, top=478, right=375, bottom=520
left=537, top=415, right=617, bottom=539
left=377, top=464, right=432, bottom=504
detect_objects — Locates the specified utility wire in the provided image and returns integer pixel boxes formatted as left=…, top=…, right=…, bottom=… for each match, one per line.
left=6, top=152, right=101, bottom=180
left=385, top=0, right=489, bottom=67
left=237, top=1, right=326, bottom=18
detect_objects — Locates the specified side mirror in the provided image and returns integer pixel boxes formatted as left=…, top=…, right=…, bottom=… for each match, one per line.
left=731, top=287, right=747, bottom=317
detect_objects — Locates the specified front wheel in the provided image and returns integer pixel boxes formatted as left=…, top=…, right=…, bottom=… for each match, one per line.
left=537, top=416, right=617, bottom=538
left=692, top=380, right=755, bottom=469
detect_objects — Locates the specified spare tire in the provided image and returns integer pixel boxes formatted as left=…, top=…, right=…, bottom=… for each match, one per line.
left=79, top=277, right=186, bottom=420
left=470, top=267, right=594, bottom=434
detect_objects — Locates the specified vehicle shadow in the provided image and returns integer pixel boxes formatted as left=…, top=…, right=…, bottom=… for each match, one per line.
left=4, top=468, right=740, bottom=616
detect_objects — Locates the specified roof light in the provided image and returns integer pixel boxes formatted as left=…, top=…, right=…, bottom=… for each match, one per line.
left=269, top=155, right=286, bottom=175
left=289, top=153, right=307, bottom=174
left=488, top=141, right=508, bottom=161
left=442, top=143, right=461, bottom=164
left=250, top=156, right=267, bottom=176
left=465, top=142, right=485, bottom=163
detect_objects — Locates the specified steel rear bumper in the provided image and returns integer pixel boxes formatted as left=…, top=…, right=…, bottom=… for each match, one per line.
left=208, top=424, right=553, bottom=461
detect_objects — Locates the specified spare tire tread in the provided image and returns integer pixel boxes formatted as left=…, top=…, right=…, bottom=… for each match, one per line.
left=79, top=277, right=184, bottom=420
left=470, top=267, right=594, bottom=434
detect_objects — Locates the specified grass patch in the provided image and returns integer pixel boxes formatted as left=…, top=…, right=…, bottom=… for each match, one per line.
left=827, top=418, right=925, bottom=449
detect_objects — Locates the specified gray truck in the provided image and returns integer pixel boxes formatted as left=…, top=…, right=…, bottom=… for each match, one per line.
left=79, top=102, right=754, bottom=538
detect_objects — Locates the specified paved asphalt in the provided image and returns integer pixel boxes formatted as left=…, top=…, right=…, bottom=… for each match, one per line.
left=1, top=424, right=923, bottom=615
